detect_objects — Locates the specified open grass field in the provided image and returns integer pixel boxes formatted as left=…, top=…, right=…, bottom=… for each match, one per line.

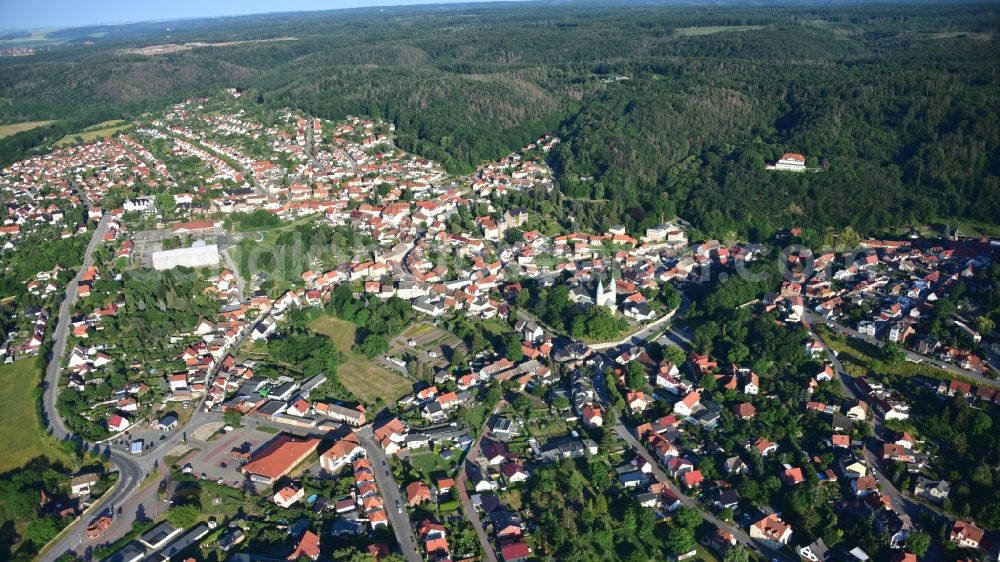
left=309, top=315, right=412, bottom=404
left=674, top=25, right=763, bottom=37
left=0, top=120, right=56, bottom=139
left=0, top=358, right=71, bottom=473
left=55, top=120, right=131, bottom=147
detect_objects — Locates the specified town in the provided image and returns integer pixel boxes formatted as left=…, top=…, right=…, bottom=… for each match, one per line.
left=1, top=85, right=998, bottom=562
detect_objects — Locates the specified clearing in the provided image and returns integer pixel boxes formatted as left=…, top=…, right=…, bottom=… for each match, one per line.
left=674, top=25, right=764, bottom=36
left=55, top=120, right=131, bottom=147
left=309, top=315, right=412, bottom=404
left=118, top=37, right=297, bottom=56
left=0, top=358, right=71, bottom=473
left=0, top=120, right=56, bottom=139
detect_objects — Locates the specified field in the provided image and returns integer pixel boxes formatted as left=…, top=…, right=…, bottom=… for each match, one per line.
left=673, top=25, right=763, bottom=36
left=55, top=120, right=131, bottom=147
left=308, top=315, right=412, bottom=404
left=0, top=358, right=70, bottom=473
left=0, top=120, right=55, bottom=139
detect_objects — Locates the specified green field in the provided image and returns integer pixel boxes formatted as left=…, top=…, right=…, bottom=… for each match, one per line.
left=309, top=315, right=412, bottom=404
left=0, top=359, right=70, bottom=473
left=55, top=120, right=131, bottom=147
left=674, top=25, right=763, bottom=36
left=0, top=120, right=56, bottom=139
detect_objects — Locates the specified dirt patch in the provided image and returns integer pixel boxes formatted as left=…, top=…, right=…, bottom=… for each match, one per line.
left=190, top=421, right=225, bottom=441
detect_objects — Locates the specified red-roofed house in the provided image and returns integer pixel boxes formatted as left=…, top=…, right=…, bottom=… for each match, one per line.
left=287, top=530, right=320, bottom=561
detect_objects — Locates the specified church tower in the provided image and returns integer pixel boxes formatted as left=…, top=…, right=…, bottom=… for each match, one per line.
left=596, top=267, right=617, bottom=312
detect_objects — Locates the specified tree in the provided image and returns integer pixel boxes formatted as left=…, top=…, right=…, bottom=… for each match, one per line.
left=906, top=531, right=931, bottom=557
left=504, top=334, right=524, bottom=362
left=883, top=342, right=905, bottom=365
left=333, top=547, right=407, bottom=562
left=664, top=525, right=695, bottom=555
left=165, top=504, right=200, bottom=528
left=451, top=347, right=466, bottom=367
left=553, top=395, right=570, bottom=410
left=223, top=410, right=242, bottom=427
left=673, top=506, right=702, bottom=531
left=664, top=345, right=687, bottom=367
left=513, top=394, right=532, bottom=418
left=24, top=516, right=59, bottom=548
left=975, top=315, right=995, bottom=335
left=359, top=334, right=389, bottom=358
left=723, top=545, right=750, bottom=562
left=626, top=361, right=648, bottom=391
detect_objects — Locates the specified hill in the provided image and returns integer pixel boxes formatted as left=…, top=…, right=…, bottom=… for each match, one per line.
left=0, top=2, right=997, bottom=237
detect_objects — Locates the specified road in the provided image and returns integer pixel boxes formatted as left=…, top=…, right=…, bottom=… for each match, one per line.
left=806, top=318, right=937, bottom=534
left=157, top=126, right=271, bottom=201
left=356, top=427, right=422, bottom=562
left=589, top=369, right=795, bottom=562
left=804, top=311, right=999, bottom=389
left=453, top=400, right=508, bottom=562
left=39, top=218, right=267, bottom=561
left=38, top=213, right=150, bottom=562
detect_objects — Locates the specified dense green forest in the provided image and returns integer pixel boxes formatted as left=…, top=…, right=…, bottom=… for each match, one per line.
left=1, top=2, right=998, bottom=237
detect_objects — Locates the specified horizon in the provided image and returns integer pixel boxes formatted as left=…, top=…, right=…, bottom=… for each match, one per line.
left=0, top=0, right=514, bottom=32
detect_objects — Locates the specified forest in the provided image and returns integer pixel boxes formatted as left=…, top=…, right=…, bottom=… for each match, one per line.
left=0, top=2, right=998, bottom=239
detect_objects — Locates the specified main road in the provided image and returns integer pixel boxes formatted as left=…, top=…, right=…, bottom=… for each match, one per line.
left=804, top=310, right=999, bottom=388
left=39, top=211, right=268, bottom=561
left=356, top=427, right=423, bottom=562
left=806, top=317, right=940, bottom=534
left=38, top=213, right=150, bottom=562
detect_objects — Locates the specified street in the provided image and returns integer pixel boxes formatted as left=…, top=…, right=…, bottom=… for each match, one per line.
left=804, top=311, right=999, bottom=389
left=356, top=427, right=423, bottom=562
left=38, top=210, right=267, bottom=561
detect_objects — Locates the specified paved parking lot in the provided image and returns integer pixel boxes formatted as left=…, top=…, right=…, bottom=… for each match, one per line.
left=173, top=424, right=279, bottom=489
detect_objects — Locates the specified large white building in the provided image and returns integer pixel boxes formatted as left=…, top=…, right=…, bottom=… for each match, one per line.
left=152, top=242, right=220, bottom=270
left=768, top=152, right=807, bottom=172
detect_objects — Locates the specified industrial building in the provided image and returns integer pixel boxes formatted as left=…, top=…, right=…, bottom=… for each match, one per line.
left=151, top=242, right=220, bottom=270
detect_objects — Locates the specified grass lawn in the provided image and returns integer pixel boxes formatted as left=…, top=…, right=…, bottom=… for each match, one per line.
left=479, top=318, right=509, bottom=336
left=526, top=416, right=571, bottom=441
left=409, top=450, right=457, bottom=480
left=55, top=120, right=131, bottom=146
left=0, top=359, right=71, bottom=473
left=0, top=120, right=56, bottom=139
left=694, top=544, right=722, bottom=562
left=401, top=323, right=436, bottom=338
left=308, top=315, right=412, bottom=404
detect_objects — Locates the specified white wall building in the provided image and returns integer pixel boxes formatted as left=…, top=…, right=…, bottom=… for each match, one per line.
left=152, top=242, right=220, bottom=270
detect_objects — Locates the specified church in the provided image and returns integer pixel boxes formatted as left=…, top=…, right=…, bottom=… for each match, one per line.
left=595, top=275, right=617, bottom=312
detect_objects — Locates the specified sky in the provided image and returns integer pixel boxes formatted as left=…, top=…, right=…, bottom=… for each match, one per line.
left=1, top=0, right=503, bottom=31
